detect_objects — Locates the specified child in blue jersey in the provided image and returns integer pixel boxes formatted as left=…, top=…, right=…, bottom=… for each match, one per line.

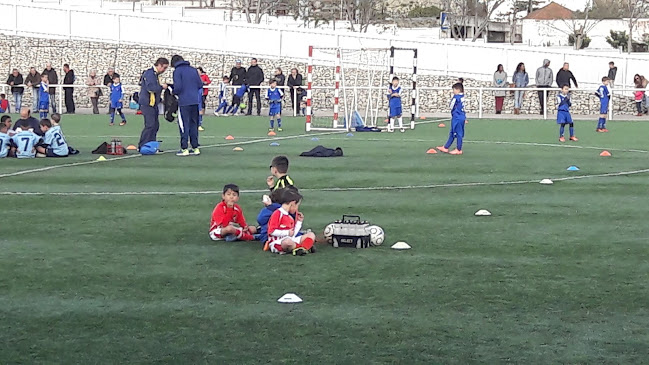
left=387, top=76, right=404, bottom=133
left=437, top=83, right=466, bottom=155
left=267, top=79, right=284, bottom=132
left=0, top=115, right=13, bottom=158
left=11, top=119, right=43, bottom=158
left=214, top=76, right=229, bottom=116
left=557, top=84, right=577, bottom=142
left=595, top=77, right=611, bottom=132
left=227, top=83, right=248, bottom=115
left=38, top=74, right=50, bottom=119
left=109, top=75, right=127, bottom=126
left=40, top=118, right=69, bottom=157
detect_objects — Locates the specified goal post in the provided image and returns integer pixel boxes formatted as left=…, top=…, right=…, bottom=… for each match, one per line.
left=389, top=46, right=418, bottom=130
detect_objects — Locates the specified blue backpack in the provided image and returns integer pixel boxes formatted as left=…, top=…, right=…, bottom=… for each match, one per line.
left=139, top=141, right=161, bottom=155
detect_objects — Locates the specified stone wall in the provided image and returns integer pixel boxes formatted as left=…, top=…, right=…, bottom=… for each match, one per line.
left=0, top=34, right=638, bottom=115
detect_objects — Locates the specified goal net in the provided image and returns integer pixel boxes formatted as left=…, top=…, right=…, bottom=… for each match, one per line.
left=306, top=46, right=418, bottom=132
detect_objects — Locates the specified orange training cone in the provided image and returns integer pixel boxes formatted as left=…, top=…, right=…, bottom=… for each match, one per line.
left=225, top=135, right=235, bottom=140
left=268, top=131, right=277, bottom=136
left=426, top=148, right=438, bottom=154
left=420, top=116, right=426, bottom=120
left=126, top=144, right=137, bottom=150
left=600, top=150, right=612, bottom=157
left=438, top=123, right=446, bottom=128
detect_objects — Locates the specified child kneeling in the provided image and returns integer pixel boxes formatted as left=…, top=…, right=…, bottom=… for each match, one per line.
left=267, top=189, right=316, bottom=255
left=209, top=184, right=257, bottom=241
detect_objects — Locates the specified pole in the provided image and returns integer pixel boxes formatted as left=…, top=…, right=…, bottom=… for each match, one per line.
left=411, top=48, right=417, bottom=129
left=306, top=46, right=313, bottom=131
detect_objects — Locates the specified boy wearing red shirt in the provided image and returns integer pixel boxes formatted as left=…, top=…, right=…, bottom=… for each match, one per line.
left=209, top=184, right=257, bottom=241
left=267, top=189, right=316, bottom=255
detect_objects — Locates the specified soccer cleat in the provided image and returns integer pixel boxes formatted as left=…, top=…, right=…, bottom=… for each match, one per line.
left=292, top=247, right=308, bottom=256
left=176, top=149, right=190, bottom=157
left=570, top=136, right=578, bottom=141
left=268, top=128, right=274, bottom=132
left=109, top=122, right=114, bottom=126
left=263, top=241, right=269, bottom=251
left=198, top=126, right=205, bottom=131
left=559, top=136, right=566, bottom=142
left=277, top=128, right=283, bottom=132
left=449, top=149, right=463, bottom=155
left=192, top=148, right=201, bottom=156
left=213, top=110, right=219, bottom=116
left=601, top=128, right=609, bottom=132
left=309, top=245, right=317, bottom=253
left=596, top=128, right=603, bottom=132
left=436, top=146, right=449, bottom=153
left=119, top=121, right=127, bottom=126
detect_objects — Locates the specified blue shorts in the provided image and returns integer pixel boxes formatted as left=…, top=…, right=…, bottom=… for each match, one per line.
left=269, top=104, right=281, bottom=116
left=557, top=111, right=573, bottom=124
left=600, top=101, right=609, bottom=114
left=39, top=100, right=49, bottom=111
left=389, top=105, right=402, bottom=118
left=46, top=148, right=68, bottom=157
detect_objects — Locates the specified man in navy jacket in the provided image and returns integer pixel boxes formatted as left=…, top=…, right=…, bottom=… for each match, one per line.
left=138, top=57, right=169, bottom=149
left=171, top=55, right=204, bottom=156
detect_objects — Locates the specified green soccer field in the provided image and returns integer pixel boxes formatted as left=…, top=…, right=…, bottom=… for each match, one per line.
left=2, top=114, right=649, bottom=363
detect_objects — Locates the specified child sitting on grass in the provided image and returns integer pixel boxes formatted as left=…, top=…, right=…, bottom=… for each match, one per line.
left=50, top=113, right=79, bottom=155
left=11, top=119, right=43, bottom=158
left=0, top=116, right=14, bottom=158
left=39, top=118, right=69, bottom=157
left=267, top=189, right=316, bottom=256
left=209, top=184, right=257, bottom=242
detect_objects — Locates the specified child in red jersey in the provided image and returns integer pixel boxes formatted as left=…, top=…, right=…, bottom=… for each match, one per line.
left=209, top=184, right=257, bottom=241
left=267, top=189, right=316, bottom=255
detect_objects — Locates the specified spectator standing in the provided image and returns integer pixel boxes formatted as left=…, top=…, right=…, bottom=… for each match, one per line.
left=6, top=69, right=24, bottom=113
left=633, top=74, right=648, bottom=114
left=198, top=66, right=211, bottom=131
left=493, top=64, right=508, bottom=114
left=556, top=62, right=578, bottom=89
left=42, top=63, right=59, bottom=113
left=535, top=59, right=553, bottom=115
left=608, top=62, right=617, bottom=89
left=274, top=68, right=286, bottom=87
left=246, top=58, right=264, bottom=116
left=229, top=59, right=247, bottom=113
left=512, top=62, right=529, bottom=115
left=12, top=107, right=44, bottom=136
left=138, top=57, right=169, bottom=149
left=287, top=68, right=303, bottom=116
left=63, top=64, right=76, bottom=114
left=171, top=55, right=204, bottom=156
left=24, top=67, right=41, bottom=112
left=86, top=70, right=102, bottom=114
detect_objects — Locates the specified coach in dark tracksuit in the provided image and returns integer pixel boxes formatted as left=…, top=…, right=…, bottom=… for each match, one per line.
left=246, top=58, right=265, bottom=116
left=171, top=55, right=203, bottom=155
left=138, top=57, right=169, bottom=149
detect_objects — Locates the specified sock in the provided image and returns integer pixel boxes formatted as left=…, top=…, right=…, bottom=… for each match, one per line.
left=398, top=117, right=403, bottom=129
left=270, top=119, right=274, bottom=128
left=389, top=118, right=394, bottom=130
left=199, top=114, right=203, bottom=126
left=110, top=112, right=115, bottom=123
left=569, top=125, right=574, bottom=137
left=457, top=135, right=463, bottom=151
left=444, top=132, right=455, bottom=149
left=559, top=124, right=565, bottom=137
left=277, top=118, right=281, bottom=128
left=297, top=237, right=314, bottom=250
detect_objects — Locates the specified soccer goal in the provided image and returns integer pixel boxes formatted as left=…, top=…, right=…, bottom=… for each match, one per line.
left=305, top=46, right=419, bottom=132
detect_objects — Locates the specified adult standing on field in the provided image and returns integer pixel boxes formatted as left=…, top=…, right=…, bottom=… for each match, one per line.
left=63, top=64, right=76, bottom=114
left=42, top=63, right=59, bottom=114
left=246, top=58, right=264, bottom=116
left=493, top=64, right=508, bottom=114
left=138, top=57, right=169, bottom=149
left=229, top=59, right=246, bottom=113
left=6, top=69, right=24, bottom=113
left=535, top=59, right=553, bottom=115
left=25, top=67, right=41, bottom=112
left=556, top=62, right=578, bottom=89
left=171, top=54, right=204, bottom=156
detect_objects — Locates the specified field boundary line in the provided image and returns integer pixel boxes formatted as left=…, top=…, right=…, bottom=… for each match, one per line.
left=6, top=167, right=649, bottom=196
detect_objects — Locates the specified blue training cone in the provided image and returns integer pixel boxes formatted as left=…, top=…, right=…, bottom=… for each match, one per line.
left=270, top=142, right=280, bottom=147
left=311, top=137, right=319, bottom=141
left=567, top=166, right=580, bottom=171
left=346, top=133, right=354, bottom=137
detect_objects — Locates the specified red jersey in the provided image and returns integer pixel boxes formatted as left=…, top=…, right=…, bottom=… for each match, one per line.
left=0, top=99, right=8, bottom=111
left=201, top=74, right=211, bottom=96
left=267, top=207, right=298, bottom=240
left=210, top=201, right=248, bottom=231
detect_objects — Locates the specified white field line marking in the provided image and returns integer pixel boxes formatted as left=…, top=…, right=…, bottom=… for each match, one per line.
left=0, top=131, right=341, bottom=180
left=6, top=167, right=649, bottom=196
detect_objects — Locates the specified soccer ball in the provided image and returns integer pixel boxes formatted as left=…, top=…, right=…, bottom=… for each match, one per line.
left=323, top=223, right=335, bottom=243
left=365, top=225, right=385, bottom=246
left=239, top=103, right=247, bottom=110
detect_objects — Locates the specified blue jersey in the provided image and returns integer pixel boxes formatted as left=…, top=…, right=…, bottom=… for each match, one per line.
left=596, top=84, right=610, bottom=101
left=450, top=94, right=466, bottom=121
left=110, top=83, right=124, bottom=108
left=0, top=131, right=11, bottom=158
left=11, top=129, right=41, bottom=158
left=388, top=86, right=402, bottom=117
left=39, top=82, right=49, bottom=102
left=557, top=93, right=571, bottom=112
left=267, top=87, right=283, bottom=103
left=235, top=84, right=248, bottom=98
left=44, top=125, right=68, bottom=156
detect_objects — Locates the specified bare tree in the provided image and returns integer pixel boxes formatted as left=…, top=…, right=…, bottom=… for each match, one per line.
left=472, top=0, right=507, bottom=41
left=231, top=0, right=283, bottom=24
left=546, top=1, right=601, bottom=50
left=623, top=0, right=649, bottom=53
left=443, top=0, right=507, bottom=41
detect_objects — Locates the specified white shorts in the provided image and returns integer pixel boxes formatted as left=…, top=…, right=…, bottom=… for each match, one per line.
left=209, top=227, right=224, bottom=241
left=269, top=236, right=301, bottom=254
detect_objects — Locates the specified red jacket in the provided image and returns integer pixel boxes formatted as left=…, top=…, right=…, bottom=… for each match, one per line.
left=201, top=74, right=211, bottom=96
left=0, top=99, right=8, bottom=111
left=210, top=201, right=248, bottom=231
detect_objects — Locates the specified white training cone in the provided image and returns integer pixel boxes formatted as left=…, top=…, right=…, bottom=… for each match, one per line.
left=474, top=209, right=492, bottom=216
left=540, top=179, right=554, bottom=185
left=391, top=241, right=411, bottom=250
left=277, top=293, right=303, bottom=304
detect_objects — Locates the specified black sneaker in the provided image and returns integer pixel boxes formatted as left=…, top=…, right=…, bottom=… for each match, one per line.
left=309, top=245, right=316, bottom=254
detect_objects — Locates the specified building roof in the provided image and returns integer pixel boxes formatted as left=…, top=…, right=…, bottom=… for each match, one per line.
left=524, top=2, right=574, bottom=20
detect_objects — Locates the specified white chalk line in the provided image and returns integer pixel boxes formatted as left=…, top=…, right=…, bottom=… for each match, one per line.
left=6, top=167, right=649, bottom=196
left=0, top=130, right=341, bottom=180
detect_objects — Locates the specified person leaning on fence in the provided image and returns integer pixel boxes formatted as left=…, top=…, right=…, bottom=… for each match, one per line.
left=25, top=67, right=41, bottom=112
left=535, top=59, right=553, bottom=115
left=138, top=57, right=169, bottom=150
left=63, top=64, right=75, bottom=114
left=287, top=68, right=303, bottom=116
left=6, top=69, right=24, bottom=114
left=493, top=64, right=508, bottom=114
left=512, top=62, right=529, bottom=115
left=608, top=62, right=617, bottom=89
left=556, top=63, right=578, bottom=89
